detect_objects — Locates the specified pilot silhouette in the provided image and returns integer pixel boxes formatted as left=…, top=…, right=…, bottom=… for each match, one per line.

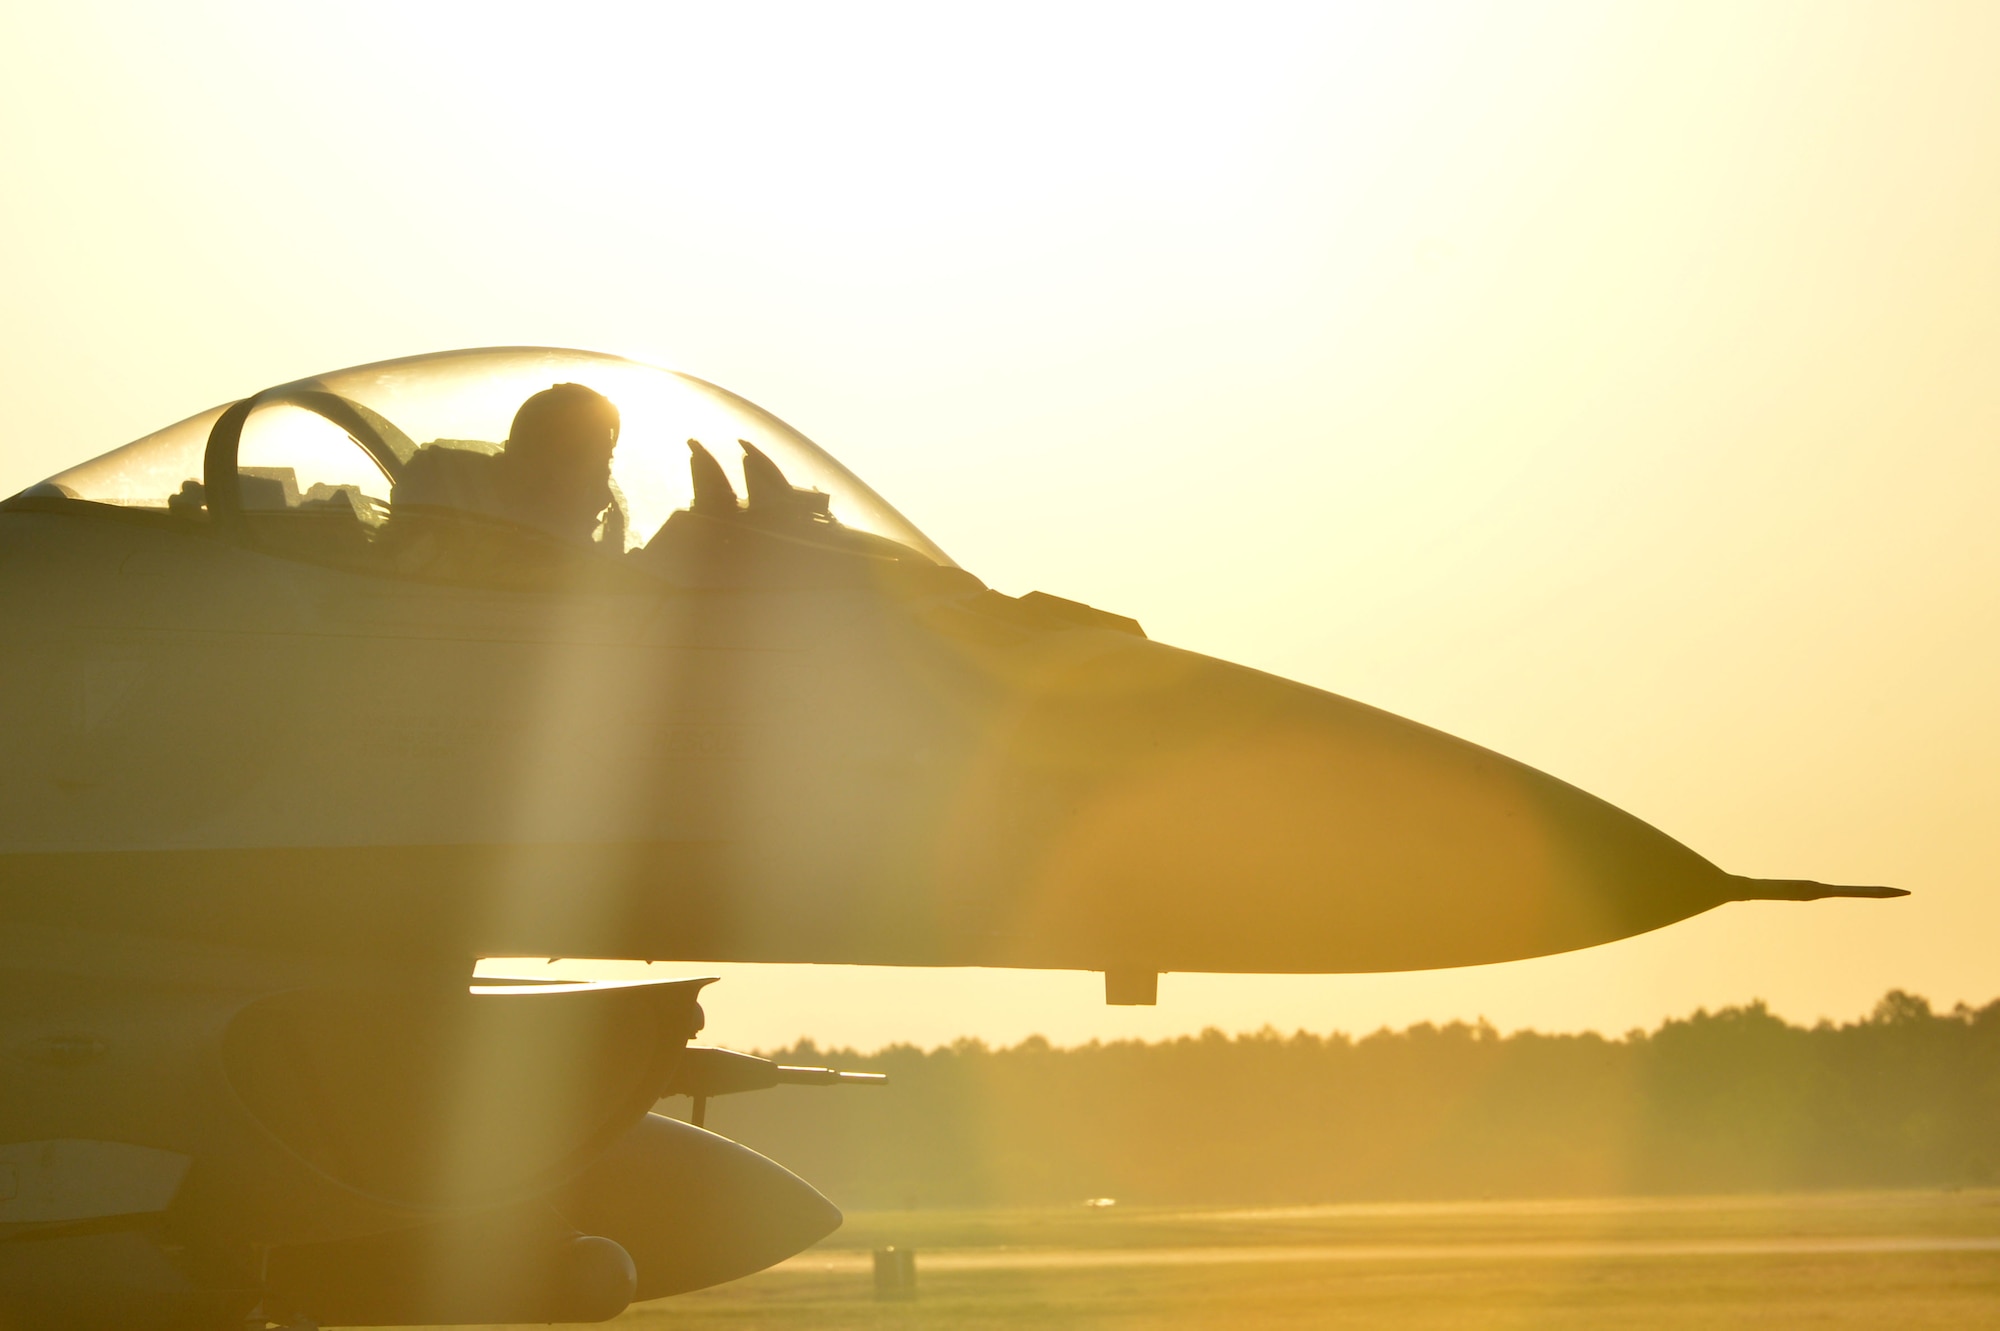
left=390, top=383, right=622, bottom=545
left=498, top=383, right=622, bottom=542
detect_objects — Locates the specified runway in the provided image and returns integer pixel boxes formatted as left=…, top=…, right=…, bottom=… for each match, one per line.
left=779, top=1233, right=2000, bottom=1274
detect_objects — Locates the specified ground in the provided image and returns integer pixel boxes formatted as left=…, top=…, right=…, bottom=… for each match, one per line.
left=468, top=1191, right=2000, bottom=1330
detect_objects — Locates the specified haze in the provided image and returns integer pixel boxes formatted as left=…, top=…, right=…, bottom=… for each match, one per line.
left=3, top=2, right=1995, bottom=1051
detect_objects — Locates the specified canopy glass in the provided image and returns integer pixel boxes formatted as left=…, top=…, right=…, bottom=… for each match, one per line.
left=31, top=347, right=952, bottom=569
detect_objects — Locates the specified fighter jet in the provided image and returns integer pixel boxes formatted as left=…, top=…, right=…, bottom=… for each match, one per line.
left=0, top=347, right=1901, bottom=1329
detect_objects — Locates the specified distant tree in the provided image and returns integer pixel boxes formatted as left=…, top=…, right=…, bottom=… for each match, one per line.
left=683, top=992, right=2000, bottom=1206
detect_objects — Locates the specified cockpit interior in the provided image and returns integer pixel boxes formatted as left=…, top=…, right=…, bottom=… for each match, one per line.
left=7, top=348, right=959, bottom=590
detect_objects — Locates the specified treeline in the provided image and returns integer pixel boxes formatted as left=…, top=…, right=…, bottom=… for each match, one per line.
left=683, top=992, right=2000, bottom=1207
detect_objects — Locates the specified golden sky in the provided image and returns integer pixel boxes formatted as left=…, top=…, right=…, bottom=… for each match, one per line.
left=4, top=2, right=1996, bottom=1050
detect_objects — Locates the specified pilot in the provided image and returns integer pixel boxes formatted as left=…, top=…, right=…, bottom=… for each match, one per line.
left=390, top=383, right=622, bottom=545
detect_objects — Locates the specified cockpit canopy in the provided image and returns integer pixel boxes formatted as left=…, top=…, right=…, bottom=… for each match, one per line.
left=22, top=347, right=953, bottom=577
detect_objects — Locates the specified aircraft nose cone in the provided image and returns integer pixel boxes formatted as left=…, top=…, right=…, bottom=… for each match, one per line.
left=555, top=1113, right=840, bottom=1301
left=952, top=639, right=1736, bottom=973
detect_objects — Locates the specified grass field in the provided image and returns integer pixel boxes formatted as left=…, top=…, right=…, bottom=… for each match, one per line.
left=613, top=1191, right=2000, bottom=1330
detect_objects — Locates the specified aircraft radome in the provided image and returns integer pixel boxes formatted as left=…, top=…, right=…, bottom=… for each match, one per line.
left=0, top=347, right=1903, bottom=1329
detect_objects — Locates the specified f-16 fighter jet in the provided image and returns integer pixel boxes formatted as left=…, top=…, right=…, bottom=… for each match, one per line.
left=0, top=348, right=1901, bottom=1329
